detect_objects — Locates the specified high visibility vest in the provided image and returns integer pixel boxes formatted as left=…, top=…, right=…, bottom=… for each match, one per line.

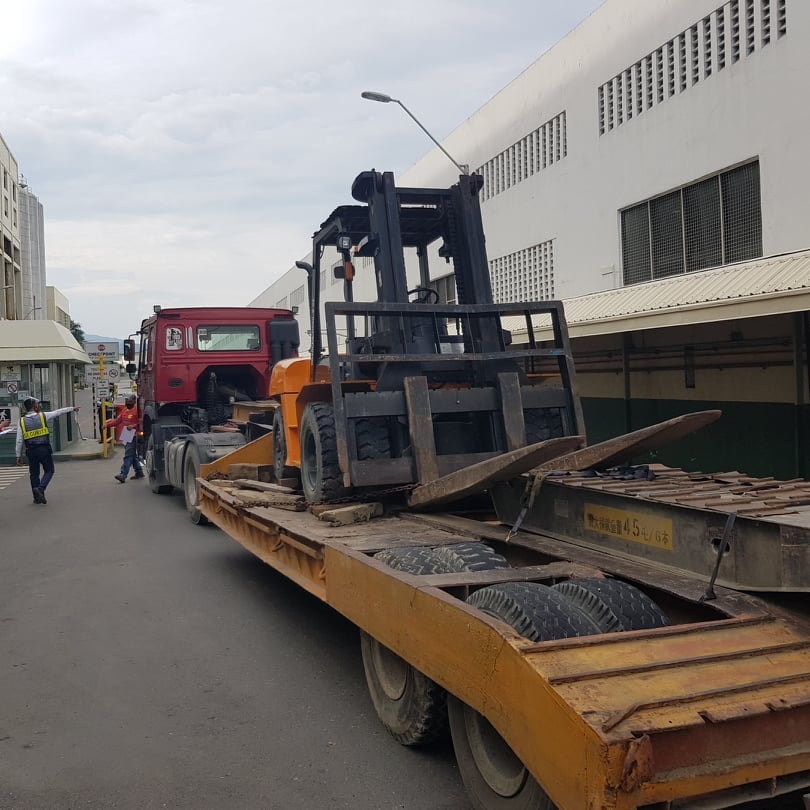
left=20, top=412, right=49, bottom=443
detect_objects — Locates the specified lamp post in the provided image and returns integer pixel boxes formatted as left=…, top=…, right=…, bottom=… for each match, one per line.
left=361, top=90, right=469, bottom=175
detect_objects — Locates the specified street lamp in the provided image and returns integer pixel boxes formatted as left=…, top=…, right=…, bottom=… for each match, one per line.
left=361, top=90, right=469, bottom=175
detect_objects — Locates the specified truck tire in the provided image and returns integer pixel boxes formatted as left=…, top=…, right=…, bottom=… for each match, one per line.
left=433, top=543, right=510, bottom=573
left=374, top=546, right=450, bottom=575
left=448, top=583, right=601, bottom=809
left=146, top=434, right=172, bottom=495
left=183, top=443, right=209, bottom=526
left=272, top=408, right=297, bottom=483
left=552, top=578, right=669, bottom=633
left=299, top=403, right=349, bottom=503
left=523, top=408, right=564, bottom=444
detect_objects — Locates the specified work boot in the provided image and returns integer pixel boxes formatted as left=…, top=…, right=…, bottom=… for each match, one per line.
left=37, top=487, right=47, bottom=505
left=132, top=471, right=145, bottom=479
left=114, top=474, right=126, bottom=483
left=32, top=488, right=43, bottom=504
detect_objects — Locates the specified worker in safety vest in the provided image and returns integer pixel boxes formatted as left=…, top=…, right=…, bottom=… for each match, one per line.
left=15, top=397, right=80, bottom=505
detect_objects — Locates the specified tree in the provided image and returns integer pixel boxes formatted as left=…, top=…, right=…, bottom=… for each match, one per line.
left=70, top=319, right=85, bottom=345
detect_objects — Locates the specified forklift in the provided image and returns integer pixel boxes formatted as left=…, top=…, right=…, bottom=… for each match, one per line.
left=269, top=169, right=586, bottom=504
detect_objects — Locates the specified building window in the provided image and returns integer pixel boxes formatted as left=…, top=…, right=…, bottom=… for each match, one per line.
left=428, top=274, right=457, bottom=305
left=490, top=240, right=555, bottom=303
left=621, top=161, right=762, bottom=284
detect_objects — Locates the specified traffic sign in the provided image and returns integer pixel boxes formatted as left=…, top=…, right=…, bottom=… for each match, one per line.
left=1, top=365, right=21, bottom=382
left=7, top=381, right=18, bottom=395
left=84, top=342, right=119, bottom=361
left=107, top=366, right=121, bottom=382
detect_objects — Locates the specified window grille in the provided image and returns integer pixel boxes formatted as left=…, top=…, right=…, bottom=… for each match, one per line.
left=777, top=0, right=787, bottom=36
left=490, top=240, right=555, bottom=303
left=717, top=8, right=727, bottom=69
left=761, top=0, right=771, bottom=45
left=289, top=285, right=305, bottom=307
left=620, top=161, right=762, bottom=284
left=746, top=0, right=756, bottom=54
left=598, top=1, right=786, bottom=135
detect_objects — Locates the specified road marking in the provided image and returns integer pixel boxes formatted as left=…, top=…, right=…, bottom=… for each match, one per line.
left=0, top=467, right=29, bottom=491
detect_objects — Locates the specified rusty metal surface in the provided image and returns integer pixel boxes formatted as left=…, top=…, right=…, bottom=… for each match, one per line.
left=534, top=410, right=722, bottom=473
left=550, top=465, right=810, bottom=519
left=408, top=434, right=584, bottom=508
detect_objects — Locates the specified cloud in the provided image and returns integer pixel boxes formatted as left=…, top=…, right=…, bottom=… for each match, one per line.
left=2, top=0, right=603, bottom=336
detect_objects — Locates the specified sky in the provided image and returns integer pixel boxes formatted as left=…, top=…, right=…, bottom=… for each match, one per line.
left=1, top=0, right=603, bottom=339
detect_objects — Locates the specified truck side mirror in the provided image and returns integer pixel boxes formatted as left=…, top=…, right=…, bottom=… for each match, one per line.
left=125, top=363, right=137, bottom=375
left=123, top=339, right=136, bottom=362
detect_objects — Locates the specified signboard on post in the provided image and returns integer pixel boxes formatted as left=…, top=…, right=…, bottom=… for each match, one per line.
left=84, top=342, right=119, bottom=362
left=1, top=364, right=21, bottom=382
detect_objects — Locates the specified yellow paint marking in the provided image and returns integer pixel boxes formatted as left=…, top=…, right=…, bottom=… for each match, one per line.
left=585, top=503, right=673, bottom=550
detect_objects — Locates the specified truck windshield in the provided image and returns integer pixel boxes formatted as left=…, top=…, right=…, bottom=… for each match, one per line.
left=196, top=325, right=261, bottom=352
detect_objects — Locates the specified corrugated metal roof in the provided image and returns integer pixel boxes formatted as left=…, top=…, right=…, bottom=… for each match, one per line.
left=505, top=249, right=810, bottom=340
left=0, top=320, right=91, bottom=364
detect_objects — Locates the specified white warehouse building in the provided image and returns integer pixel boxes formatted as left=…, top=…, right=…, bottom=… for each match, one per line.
left=251, top=0, right=802, bottom=355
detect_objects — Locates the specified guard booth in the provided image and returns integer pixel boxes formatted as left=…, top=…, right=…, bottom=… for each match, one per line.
left=0, top=321, right=91, bottom=464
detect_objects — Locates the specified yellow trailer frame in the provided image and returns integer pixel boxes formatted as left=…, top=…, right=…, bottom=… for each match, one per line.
left=197, top=461, right=810, bottom=810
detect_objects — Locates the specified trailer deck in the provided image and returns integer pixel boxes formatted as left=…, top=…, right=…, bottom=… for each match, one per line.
left=198, top=440, right=810, bottom=809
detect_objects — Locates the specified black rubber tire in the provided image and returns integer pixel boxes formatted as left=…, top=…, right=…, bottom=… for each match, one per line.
left=183, top=443, right=209, bottom=526
left=374, top=546, right=451, bottom=575
left=552, top=578, right=669, bottom=633
left=360, top=632, right=449, bottom=747
left=468, top=582, right=603, bottom=641
left=433, top=543, right=510, bottom=573
left=272, top=408, right=297, bottom=482
left=146, top=434, right=172, bottom=495
left=299, top=402, right=349, bottom=503
left=449, top=583, right=602, bottom=809
left=523, top=408, right=564, bottom=444
left=448, top=696, right=555, bottom=810
left=355, top=417, right=392, bottom=460
left=363, top=545, right=510, bottom=747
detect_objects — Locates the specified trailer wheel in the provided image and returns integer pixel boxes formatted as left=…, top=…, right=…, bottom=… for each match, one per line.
left=363, top=545, right=510, bottom=747
left=360, top=632, right=449, bottom=746
left=272, top=408, right=297, bottom=483
left=448, top=583, right=601, bottom=809
left=299, top=403, right=349, bottom=503
left=146, top=434, right=172, bottom=495
left=183, top=443, right=209, bottom=525
left=524, top=409, right=564, bottom=444
left=433, top=543, right=510, bottom=573
left=552, top=578, right=669, bottom=632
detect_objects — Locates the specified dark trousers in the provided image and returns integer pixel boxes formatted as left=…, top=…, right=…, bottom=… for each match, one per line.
left=27, top=443, right=55, bottom=491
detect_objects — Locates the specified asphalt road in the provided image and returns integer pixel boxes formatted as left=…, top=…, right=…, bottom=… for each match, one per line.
left=0, top=453, right=469, bottom=810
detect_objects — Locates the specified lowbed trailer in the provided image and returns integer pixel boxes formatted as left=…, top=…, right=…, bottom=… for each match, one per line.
left=198, top=435, right=810, bottom=810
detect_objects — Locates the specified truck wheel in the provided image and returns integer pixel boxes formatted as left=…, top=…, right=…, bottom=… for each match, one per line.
left=146, top=434, right=172, bottom=495
left=552, top=578, right=669, bottom=632
left=433, top=543, right=510, bottom=572
left=375, top=546, right=451, bottom=575
left=299, top=403, right=349, bottom=503
left=448, top=583, right=601, bottom=809
left=524, top=409, right=564, bottom=444
left=272, top=408, right=297, bottom=483
left=183, top=443, right=209, bottom=526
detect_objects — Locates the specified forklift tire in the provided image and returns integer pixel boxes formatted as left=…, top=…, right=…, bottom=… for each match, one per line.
left=183, top=443, right=209, bottom=526
left=552, top=578, right=669, bottom=632
left=299, top=402, right=350, bottom=503
left=523, top=408, right=564, bottom=444
left=449, top=583, right=600, bottom=809
left=355, top=417, right=392, bottom=460
left=272, top=408, right=298, bottom=483
left=146, top=434, right=173, bottom=495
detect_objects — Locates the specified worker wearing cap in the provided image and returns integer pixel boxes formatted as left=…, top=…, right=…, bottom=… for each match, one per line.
left=105, top=394, right=144, bottom=483
left=16, top=397, right=80, bottom=505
